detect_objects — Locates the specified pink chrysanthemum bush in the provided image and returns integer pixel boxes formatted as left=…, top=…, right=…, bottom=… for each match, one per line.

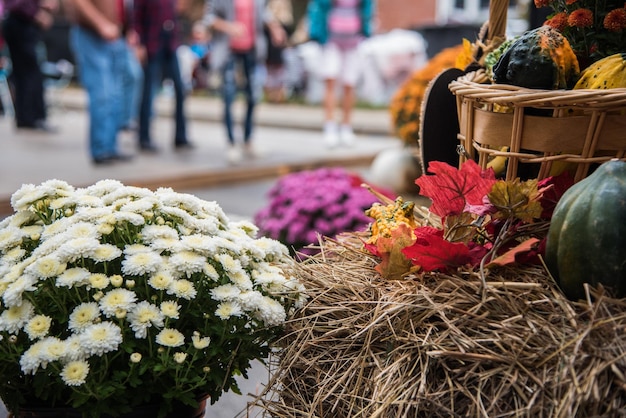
left=0, top=180, right=306, bottom=417
left=254, top=168, right=385, bottom=255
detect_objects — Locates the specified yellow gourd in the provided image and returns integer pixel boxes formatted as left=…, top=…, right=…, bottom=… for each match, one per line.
left=574, top=53, right=626, bottom=89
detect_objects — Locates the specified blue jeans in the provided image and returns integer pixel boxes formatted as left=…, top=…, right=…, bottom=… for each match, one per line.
left=70, top=26, right=125, bottom=159
left=222, top=50, right=257, bottom=144
left=121, top=43, right=143, bottom=128
left=139, top=30, right=187, bottom=146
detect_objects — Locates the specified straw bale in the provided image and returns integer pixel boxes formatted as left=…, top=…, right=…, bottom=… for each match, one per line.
left=253, top=235, right=626, bottom=417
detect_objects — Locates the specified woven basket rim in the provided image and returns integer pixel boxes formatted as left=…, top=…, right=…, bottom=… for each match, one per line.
left=449, top=71, right=626, bottom=109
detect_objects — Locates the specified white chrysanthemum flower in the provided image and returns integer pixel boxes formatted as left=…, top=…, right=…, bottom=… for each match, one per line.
left=148, top=237, right=182, bottom=253
left=3, top=274, right=37, bottom=307
left=56, top=267, right=91, bottom=288
left=237, top=290, right=264, bottom=312
left=148, top=270, right=175, bottom=290
left=169, top=250, right=205, bottom=276
left=2, top=247, right=26, bottom=264
left=100, top=185, right=154, bottom=205
left=160, top=301, right=180, bottom=319
left=89, top=244, right=122, bottom=263
left=83, top=179, right=125, bottom=197
left=79, top=322, right=123, bottom=356
left=112, top=211, right=146, bottom=226
left=130, top=352, right=142, bottom=363
left=99, top=288, right=137, bottom=317
left=159, top=206, right=195, bottom=227
left=155, top=328, right=185, bottom=347
left=192, top=332, right=211, bottom=349
left=0, top=300, right=35, bottom=333
left=255, top=296, right=287, bottom=327
left=20, top=339, right=47, bottom=374
left=123, top=244, right=151, bottom=255
left=141, top=225, right=179, bottom=242
left=73, top=194, right=104, bottom=208
left=230, top=220, right=259, bottom=237
left=21, top=224, right=43, bottom=241
left=68, top=302, right=100, bottom=332
left=167, top=279, right=197, bottom=300
left=119, top=197, right=159, bottom=214
left=66, top=222, right=99, bottom=239
left=254, top=237, right=290, bottom=259
left=121, top=251, right=162, bottom=276
left=24, top=314, right=52, bottom=340
left=3, top=210, right=38, bottom=228
left=61, top=360, right=90, bottom=386
left=203, top=263, right=220, bottom=281
left=0, top=226, right=25, bottom=252
left=56, top=237, right=101, bottom=262
left=173, top=352, right=187, bottom=364
left=25, top=255, right=66, bottom=279
left=128, top=301, right=164, bottom=338
left=210, top=284, right=241, bottom=301
left=215, top=301, right=243, bottom=320
left=88, top=273, right=110, bottom=290
left=251, top=266, right=287, bottom=287
left=10, top=183, right=49, bottom=212
left=229, top=271, right=253, bottom=291
left=179, top=234, right=213, bottom=253
left=40, top=336, right=67, bottom=364
left=154, top=188, right=205, bottom=213
left=64, top=335, right=86, bottom=361
left=40, top=217, right=75, bottom=239
left=211, top=235, right=242, bottom=254
left=216, top=253, right=242, bottom=274
left=109, top=275, right=123, bottom=287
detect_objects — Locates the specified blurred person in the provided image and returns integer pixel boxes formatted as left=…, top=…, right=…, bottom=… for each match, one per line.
left=263, top=0, right=293, bottom=103
left=133, top=0, right=193, bottom=153
left=178, top=20, right=211, bottom=92
left=120, top=0, right=143, bottom=131
left=307, top=0, right=375, bottom=148
left=67, top=0, right=133, bottom=164
left=202, top=0, right=286, bottom=164
left=2, top=0, right=59, bottom=132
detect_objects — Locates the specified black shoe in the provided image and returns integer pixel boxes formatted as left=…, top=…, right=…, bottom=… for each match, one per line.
left=17, top=120, right=59, bottom=133
left=139, top=143, right=160, bottom=153
left=92, top=153, right=133, bottom=165
left=174, top=141, right=195, bottom=151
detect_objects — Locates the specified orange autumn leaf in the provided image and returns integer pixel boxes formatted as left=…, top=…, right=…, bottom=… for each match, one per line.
left=487, top=238, right=541, bottom=267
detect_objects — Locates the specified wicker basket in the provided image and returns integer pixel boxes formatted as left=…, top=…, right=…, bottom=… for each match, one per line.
left=449, top=74, right=626, bottom=182
left=448, top=1, right=626, bottom=182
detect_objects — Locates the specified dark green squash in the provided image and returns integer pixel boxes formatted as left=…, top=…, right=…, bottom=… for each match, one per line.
left=493, top=26, right=579, bottom=89
left=545, top=160, right=626, bottom=300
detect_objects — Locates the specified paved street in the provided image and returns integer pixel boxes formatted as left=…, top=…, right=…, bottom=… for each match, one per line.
left=0, top=88, right=401, bottom=417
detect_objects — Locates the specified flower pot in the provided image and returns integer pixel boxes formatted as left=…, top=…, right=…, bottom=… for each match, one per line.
left=9, top=399, right=207, bottom=418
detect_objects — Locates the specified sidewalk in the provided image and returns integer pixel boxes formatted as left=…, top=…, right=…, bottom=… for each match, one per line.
left=1, top=87, right=400, bottom=217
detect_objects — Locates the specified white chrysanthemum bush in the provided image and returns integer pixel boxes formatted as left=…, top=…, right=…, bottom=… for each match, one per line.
left=0, top=180, right=306, bottom=417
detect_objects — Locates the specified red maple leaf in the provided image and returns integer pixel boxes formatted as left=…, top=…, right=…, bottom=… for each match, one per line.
left=415, top=161, right=497, bottom=218
left=537, top=171, right=575, bottom=219
left=402, top=226, right=474, bottom=272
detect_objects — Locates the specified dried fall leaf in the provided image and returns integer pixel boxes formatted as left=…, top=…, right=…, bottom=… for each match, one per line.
left=488, top=179, right=542, bottom=222
left=487, top=237, right=541, bottom=267
left=415, top=160, right=497, bottom=218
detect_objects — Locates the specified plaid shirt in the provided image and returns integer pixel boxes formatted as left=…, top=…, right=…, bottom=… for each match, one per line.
left=133, top=0, right=180, bottom=57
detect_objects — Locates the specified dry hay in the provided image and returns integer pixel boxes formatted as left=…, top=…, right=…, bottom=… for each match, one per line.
left=253, top=235, right=626, bottom=418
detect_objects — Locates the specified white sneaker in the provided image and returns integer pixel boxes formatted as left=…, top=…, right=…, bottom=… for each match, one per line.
left=243, top=143, right=262, bottom=159
left=227, top=146, right=243, bottom=164
left=339, top=124, right=356, bottom=147
left=323, top=121, right=340, bottom=149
